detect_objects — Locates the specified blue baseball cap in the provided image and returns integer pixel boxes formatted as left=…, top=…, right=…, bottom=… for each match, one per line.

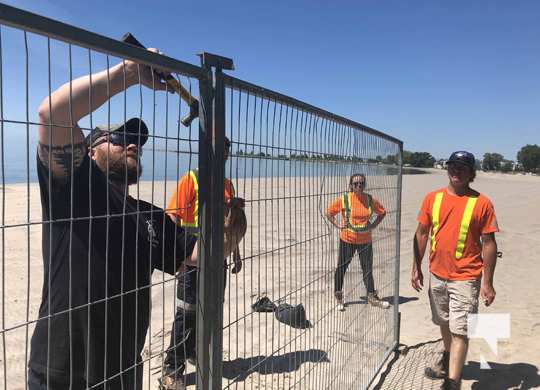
left=448, top=151, right=475, bottom=169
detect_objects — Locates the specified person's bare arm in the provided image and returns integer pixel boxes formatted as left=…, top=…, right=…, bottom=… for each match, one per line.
left=168, top=213, right=178, bottom=225
left=480, top=233, right=497, bottom=306
left=37, top=50, right=168, bottom=179
left=369, top=212, right=386, bottom=230
left=411, top=223, right=430, bottom=291
left=180, top=241, right=198, bottom=269
left=326, top=213, right=345, bottom=229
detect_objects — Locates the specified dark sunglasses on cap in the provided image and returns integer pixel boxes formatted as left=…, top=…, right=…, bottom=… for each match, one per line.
left=91, top=132, right=145, bottom=148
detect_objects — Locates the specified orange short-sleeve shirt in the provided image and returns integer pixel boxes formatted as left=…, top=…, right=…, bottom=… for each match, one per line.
left=326, top=192, right=386, bottom=244
left=166, top=171, right=235, bottom=226
left=417, top=187, right=499, bottom=281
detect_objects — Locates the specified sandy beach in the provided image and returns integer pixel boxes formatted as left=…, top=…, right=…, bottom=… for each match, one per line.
left=375, top=169, right=540, bottom=390
left=0, top=169, right=538, bottom=389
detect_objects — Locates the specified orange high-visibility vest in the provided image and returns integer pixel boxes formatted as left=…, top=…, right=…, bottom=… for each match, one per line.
left=431, top=192, right=478, bottom=259
left=175, top=169, right=235, bottom=230
left=342, top=192, right=373, bottom=233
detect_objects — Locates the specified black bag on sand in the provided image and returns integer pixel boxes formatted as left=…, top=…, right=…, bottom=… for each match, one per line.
left=251, top=296, right=277, bottom=313
left=274, top=303, right=312, bottom=329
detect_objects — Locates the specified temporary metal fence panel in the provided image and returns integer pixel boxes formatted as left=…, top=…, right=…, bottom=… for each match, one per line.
left=220, top=75, right=402, bottom=390
left=0, top=4, right=403, bottom=390
left=0, top=4, right=207, bottom=390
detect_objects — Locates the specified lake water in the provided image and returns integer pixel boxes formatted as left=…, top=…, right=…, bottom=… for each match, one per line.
left=0, top=152, right=425, bottom=185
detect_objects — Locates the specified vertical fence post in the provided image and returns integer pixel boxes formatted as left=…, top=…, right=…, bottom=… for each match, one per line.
left=196, top=52, right=234, bottom=390
left=393, top=143, right=404, bottom=349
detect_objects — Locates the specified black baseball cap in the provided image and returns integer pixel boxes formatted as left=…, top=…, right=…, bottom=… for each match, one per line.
left=85, top=117, right=149, bottom=148
left=447, top=151, right=475, bottom=169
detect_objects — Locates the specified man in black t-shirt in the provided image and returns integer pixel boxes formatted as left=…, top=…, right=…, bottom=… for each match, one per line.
left=28, top=49, right=196, bottom=390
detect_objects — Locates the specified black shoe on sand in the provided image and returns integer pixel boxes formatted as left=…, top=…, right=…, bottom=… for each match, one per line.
left=440, top=377, right=461, bottom=390
left=425, top=350, right=449, bottom=379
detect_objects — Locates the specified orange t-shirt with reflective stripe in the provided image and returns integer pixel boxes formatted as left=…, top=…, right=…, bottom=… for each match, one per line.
left=166, top=171, right=235, bottom=226
left=417, top=188, right=499, bottom=281
left=326, top=192, right=386, bottom=244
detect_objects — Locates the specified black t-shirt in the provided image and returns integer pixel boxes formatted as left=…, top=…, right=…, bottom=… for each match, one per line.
left=29, top=154, right=197, bottom=387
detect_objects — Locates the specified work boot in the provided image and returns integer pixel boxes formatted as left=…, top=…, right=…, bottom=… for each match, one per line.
left=440, top=377, right=461, bottom=390
left=335, top=291, right=345, bottom=312
left=367, top=291, right=390, bottom=309
left=158, top=365, right=186, bottom=390
left=425, top=350, right=449, bottom=379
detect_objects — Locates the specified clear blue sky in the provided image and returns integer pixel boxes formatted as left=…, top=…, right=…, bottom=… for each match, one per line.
left=3, top=0, right=539, bottom=161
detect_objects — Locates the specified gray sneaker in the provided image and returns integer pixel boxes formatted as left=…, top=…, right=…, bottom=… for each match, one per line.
left=425, top=350, right=449, bottom=379
left=335, top=291, right=345, bottom=311
left=367, top=292, right=390, bottom=309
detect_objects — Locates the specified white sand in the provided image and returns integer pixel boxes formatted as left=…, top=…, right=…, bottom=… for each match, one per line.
left=385, top=169, right=540, bottom=390
left=0, top=170, right=538, bottom=389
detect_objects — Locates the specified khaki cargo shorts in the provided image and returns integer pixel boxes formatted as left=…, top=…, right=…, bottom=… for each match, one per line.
left=429, top=272, right=480, bottom=336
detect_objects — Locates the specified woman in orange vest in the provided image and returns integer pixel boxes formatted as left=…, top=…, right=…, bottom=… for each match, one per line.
left=326, top=173, right=389, bottom=311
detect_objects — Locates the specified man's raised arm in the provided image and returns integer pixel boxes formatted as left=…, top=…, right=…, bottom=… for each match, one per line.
left=37, top=50, right=168, bottom=179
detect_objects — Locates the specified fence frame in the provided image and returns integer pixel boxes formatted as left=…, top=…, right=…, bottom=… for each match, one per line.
left=0, top=4, right=404, bottom=388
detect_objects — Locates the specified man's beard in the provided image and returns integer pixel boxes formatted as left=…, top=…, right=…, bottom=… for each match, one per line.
left=96, top=153, right=143, bottom=186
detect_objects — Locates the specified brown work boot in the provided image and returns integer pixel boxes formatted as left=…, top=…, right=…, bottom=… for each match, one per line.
left=335, top=291, right=345, bottom=312
left=367, top=291, right=390, bottom=309
left=158, top=365, right=186, bottom=390
left=440, top=377, right=461, bottom=390
left=425, top=350, right=449, bottom=379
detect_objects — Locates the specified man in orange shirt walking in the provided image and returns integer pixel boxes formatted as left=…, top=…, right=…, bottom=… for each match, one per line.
left=411, top=151, right=499, bottom=390
left=326, top=173, right=389, bottom=311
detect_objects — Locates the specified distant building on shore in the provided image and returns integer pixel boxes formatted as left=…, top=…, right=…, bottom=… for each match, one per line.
left=434, top=159, right=447, bottom=169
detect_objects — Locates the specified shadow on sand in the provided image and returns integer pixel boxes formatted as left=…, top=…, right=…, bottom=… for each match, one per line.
left=345, top=295, right=419, bottom=308
left=464, top=361, right=540, bottom=390
left=184, top=349, right=329, bottom=385
left=371, top=339, right=540, bottom=390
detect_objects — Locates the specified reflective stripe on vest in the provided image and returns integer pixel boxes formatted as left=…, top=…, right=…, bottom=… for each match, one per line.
left=431, top=192, right=479, bottom=259
left=431, top=192, right=444, bottom=251
left=180, top=170, right=199, bottom=228
left=455, top=197, right=478, bottom=258
left=342, top=192, right=372, bottom=233
left=179, top=169, right=235, bottom=230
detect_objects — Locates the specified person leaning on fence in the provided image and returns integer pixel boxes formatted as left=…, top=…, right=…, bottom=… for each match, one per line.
left=160, top=136, right=243, bottom=390
left=411, top=151, right=499, bottom=390
left=28, top=49, right=197, bottom=390
left=325, top=173, right=389, bottom=311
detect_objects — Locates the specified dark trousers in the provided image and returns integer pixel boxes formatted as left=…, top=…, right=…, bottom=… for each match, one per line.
left=164, top=306, right=196, bottom=372
left=28, top=369, right=86, bottom=390
left=164, top=263, right=227, bottom=372
left=28, top=367, right=143, bottom=390
left=334, top=240, right=375, bottom=294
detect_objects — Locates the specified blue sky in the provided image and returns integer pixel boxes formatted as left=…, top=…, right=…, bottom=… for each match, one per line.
left=2, top=0, right=539, bottom=161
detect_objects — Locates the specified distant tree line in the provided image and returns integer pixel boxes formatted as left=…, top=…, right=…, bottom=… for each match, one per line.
left=402, top=150, right=436, bottom=168
left=234, top=144, right=540, bottom=173
left=517, top=144, right=540, bottom=173
left=482, top=145, right=540, bottom=173
left=235, top=149, right=399, bottom=164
